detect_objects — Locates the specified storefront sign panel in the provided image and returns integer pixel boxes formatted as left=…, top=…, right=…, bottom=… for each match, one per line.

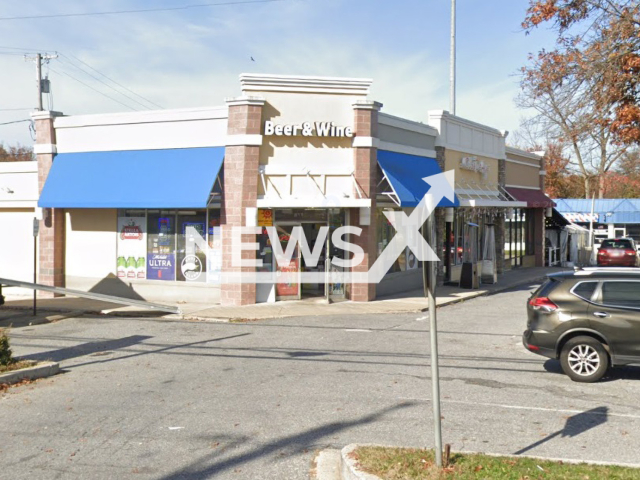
left=264, top=120, right=353, bottom=138
left=117, top=217, right=147, bottom=279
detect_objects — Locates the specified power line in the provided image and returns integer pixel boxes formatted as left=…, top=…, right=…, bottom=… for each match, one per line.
left=48, top=66, right=140, bottom=111
left=0, top=108, right=32, bottom=111
left=60, top=54, right=163, bottom=109
left=0, top=0, right=287, bottom=21
left=0, top=119, right=30, bottom=126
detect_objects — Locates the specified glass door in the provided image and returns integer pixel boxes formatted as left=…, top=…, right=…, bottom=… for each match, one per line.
left=327, top=209, right=346, bottom=302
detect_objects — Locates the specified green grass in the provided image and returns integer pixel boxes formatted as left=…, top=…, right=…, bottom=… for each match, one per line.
left=351, top=446, right=640, bottom=480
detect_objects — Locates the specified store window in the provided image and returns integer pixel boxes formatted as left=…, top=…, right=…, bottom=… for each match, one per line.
left=376, top=208, right=420, bottom=274
left=117, top=209, right=220, bottom=283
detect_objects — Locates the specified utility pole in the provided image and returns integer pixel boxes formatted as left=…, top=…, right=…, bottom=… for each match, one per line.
left=450, top=0, right=456, bottom=115
left=24, top=53, right=58, bottom=111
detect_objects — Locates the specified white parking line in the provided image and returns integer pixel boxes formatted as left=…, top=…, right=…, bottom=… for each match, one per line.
left=399, top=397, right=640, bottom=419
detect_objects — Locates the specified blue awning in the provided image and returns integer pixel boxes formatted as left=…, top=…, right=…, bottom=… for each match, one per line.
left=377, top=150, right=458, bottom=207
left=39, top=147, right=224, bottom=208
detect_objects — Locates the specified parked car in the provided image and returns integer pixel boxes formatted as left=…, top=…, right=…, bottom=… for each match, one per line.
left=597, top=238, right=639, bottom=267
left=523, top=267, right=640, bottom=382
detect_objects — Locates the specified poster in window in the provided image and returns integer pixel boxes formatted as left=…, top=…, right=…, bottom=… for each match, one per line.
left=147, top=253, right=176, bottom=281
left=276, top=258, right=299, bottom=297
left=406, top=247, right=419, bottom=270
left=117, top=217, right=146, bottom=279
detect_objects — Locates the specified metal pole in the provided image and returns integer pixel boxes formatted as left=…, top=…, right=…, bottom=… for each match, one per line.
left=36, top=53, right=43, bottom=111
left=450, top=0, right=456, bottom=115
left=33, top=223, right=37, bottom=316
left=423, top=202, right=443, bottom=467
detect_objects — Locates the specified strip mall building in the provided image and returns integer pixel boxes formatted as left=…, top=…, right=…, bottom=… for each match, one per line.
left=2, top=74, right=554, bottom=306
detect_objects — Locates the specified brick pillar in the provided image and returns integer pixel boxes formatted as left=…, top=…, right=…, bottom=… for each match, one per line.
left=33, top=111, right=64, bottom=295
left=220, top=97, right=264, bottom=306
left=351, top=100, right=382, bottom=302
left=496, top=158, right=507, bottom=274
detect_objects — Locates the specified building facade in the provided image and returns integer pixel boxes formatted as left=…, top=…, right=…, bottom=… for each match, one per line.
left=7, top=74, right=552, bottom=306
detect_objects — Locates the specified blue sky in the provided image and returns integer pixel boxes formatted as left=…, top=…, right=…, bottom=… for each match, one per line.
left=0, top=0, right=556, bottom=147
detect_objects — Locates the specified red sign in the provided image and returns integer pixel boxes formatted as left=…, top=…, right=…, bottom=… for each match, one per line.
left=276, top=258, right=299, bottom=297
left=120, top=225, right=143, bottom=240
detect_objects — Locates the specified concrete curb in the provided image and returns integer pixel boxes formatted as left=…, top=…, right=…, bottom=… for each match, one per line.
left=320, top=444, right=640, bottom=479
left=0, top=361, right=60, bottom=385
left=418, top=275, right=547, bottom=312
left=340, top=444, right=382, bottom=480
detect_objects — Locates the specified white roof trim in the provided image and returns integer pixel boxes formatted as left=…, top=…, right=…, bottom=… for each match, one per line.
left=54, top=106, right=228, bottom=129
left=240, top=73, right=372, bottom=95
left=378, top=113, right=438, bottom=136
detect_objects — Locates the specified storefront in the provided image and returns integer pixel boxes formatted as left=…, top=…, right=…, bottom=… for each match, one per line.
left=29, top=74, right=549, bottom=306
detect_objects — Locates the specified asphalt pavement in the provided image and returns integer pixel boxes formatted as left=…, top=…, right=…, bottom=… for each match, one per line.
left=3, top=283, right=640, bottom=479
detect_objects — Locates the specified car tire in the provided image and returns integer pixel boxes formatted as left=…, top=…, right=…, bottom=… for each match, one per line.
left=560, top=336, right=609, bottom=383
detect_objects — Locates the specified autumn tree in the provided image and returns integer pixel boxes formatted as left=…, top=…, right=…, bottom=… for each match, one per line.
left=523, top=0, right=640, bottom=145
left=0, top=143, right=35, bottom=162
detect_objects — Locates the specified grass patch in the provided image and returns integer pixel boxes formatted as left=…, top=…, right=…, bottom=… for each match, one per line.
left=352, top=446, right=640, bottom=479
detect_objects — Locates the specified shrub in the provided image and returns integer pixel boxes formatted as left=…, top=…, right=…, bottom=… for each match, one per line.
left=0, top=329, right=12, bottom=366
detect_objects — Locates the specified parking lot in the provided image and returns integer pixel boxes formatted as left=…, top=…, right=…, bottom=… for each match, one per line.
left=2, top=285, right=640, bottom=479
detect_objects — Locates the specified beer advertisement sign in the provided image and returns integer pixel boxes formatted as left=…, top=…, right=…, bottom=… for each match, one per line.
left=147, top=253, right=176, bottom=280
left=116, top=217, right=147, bottom=279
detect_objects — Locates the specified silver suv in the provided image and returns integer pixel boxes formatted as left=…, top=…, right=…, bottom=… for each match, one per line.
left=523, top=267, right=640, bottom=382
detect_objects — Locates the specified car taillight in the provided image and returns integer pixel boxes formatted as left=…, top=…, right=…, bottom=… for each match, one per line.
left=598, top=249, right=607, bottom=256
left=625, top=249, right=636, bottom=256
left=528, top=296, right=558, bottom=312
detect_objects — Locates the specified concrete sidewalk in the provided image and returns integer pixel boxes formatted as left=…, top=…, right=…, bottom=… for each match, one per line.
left=0, top=266, right=567, bottom=326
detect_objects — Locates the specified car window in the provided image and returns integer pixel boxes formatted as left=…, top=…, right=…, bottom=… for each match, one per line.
left=600, top=239, right=633, bottom=249
left=601, top=281, right=640, bottom=308
left=532, top=278, right=560, bottom=298
left=572, top=281, right=598, bottom=301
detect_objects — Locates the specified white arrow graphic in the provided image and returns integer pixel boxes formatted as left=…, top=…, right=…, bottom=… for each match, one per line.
left=366, top=170, right=455, bottom=284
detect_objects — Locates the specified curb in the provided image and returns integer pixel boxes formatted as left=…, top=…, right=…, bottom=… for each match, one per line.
left=340, top=444, right=382, bottom=480
left=420, top=275, right=547, bottom=312
left=0, top=361, right=60, bottom=385
left=328, top=444, right=640, bottom=480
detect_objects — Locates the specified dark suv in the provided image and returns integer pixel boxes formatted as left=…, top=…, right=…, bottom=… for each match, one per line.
left=523, top=268, right=640, bottom=382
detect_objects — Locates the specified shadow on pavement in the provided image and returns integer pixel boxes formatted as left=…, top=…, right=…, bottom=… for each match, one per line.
left=157, top=401, right=417, bottom=480
left=542, top=359, right=640, bottom=382
left=514, top=406, right=609, bottom=455
left=19, top=335, right=154, bottom=362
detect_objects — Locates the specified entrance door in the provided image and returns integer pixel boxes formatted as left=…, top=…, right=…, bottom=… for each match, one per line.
left=327, top=209, right=347, bottom=302
left=275, top=225, right=301, bottom=300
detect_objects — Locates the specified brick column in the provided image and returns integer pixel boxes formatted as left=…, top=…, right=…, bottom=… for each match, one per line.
left=33, top=111, right=64, bottom=295
left=220, top=97, right=264, bottom=306
left=351, top=101, right=382, bottom=302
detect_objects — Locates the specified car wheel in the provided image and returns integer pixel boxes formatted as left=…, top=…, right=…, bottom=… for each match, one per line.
left=560, top=336, right=609, bottom=383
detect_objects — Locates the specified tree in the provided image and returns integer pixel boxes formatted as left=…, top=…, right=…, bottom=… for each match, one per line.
left=517, top=1, right=637, bottom=198
left=516, top=59, right=628, bottom=198
left=0, top=143, right=35, bottom=162
left=523, top=0, right=640, bottom=145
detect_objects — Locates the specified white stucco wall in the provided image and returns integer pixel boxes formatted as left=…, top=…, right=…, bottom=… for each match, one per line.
left=65, top=209, right=117, bottom=290
left=0, top=208, right=36, bottom=295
